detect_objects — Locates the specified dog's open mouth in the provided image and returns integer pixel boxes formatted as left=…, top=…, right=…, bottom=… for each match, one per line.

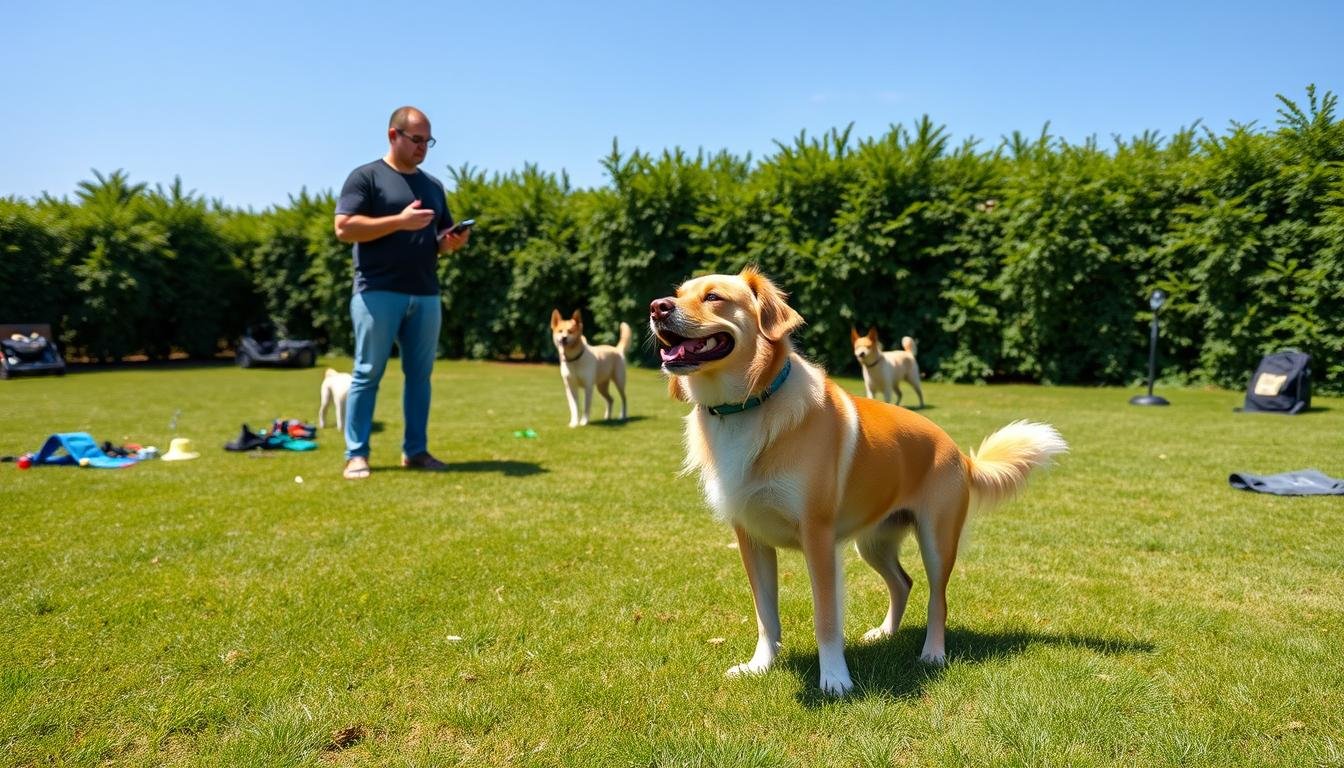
left=657, top=330, right=734, bottom=368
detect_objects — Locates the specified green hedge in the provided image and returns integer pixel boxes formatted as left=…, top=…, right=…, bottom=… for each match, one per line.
left=1, top=88, right=1340, bottom=393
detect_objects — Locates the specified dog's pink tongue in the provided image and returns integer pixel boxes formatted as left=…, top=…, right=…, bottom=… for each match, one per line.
left=660, top=337, right=705, bottom=362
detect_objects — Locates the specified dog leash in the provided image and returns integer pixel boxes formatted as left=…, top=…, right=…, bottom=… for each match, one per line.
left=706, top=360, right=792, bottom=417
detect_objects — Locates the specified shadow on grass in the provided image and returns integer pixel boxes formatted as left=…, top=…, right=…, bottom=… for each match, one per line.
left=777, top=625, right=1155, bottom=707
left=369, top=460, right=547, bottom=477
left=66, top=358, right=236, bottom=372
left=586, top=415, right=651, bottom=428
left=1232, top=405, right=1331, bottom=414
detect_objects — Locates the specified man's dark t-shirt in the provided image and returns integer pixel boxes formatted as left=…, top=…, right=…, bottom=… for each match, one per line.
left=336, top=160, right=454, bottom=296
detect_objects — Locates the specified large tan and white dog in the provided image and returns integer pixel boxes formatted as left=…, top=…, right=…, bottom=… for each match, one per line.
left=550, top=309, right=631, bottom=427
left=852, top=327, right=925, bottom=408
left=650, top=267, right=1066, bottom=696
left=318, top=368, right=352, bottom=431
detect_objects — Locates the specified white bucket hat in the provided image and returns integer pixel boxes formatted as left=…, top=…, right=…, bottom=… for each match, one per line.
left=160, top=437, right=201, bottom=462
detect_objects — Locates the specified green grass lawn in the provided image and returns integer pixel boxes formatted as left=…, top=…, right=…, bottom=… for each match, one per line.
left=2, top=360, right=1342, bottom=767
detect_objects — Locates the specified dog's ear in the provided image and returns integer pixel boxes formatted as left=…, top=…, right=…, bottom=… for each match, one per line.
left=867, top=327, right=878, bottom=342
left=550, top=309, right=562, bottom=329
left=571, top=309, right=583, bottom=324
left=741, top=266, right=804, bottom=342
left=850, top=326, right=860, bottom=343
left=667, top=374, right=689, bottom=402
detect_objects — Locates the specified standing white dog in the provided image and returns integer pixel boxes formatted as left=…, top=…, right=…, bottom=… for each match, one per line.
left=550, top=309, right=630, bottom=427
left=851, top=327, right=925, bottom=408
left=318, top=368, right=352, bottom=431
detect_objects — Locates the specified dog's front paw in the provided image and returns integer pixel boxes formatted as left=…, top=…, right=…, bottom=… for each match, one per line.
left=918, top=651, right=947, bottom=666
left=725, top=660, right=771, bottom=678
left=819, top=670, right=854, bottom=696
left=726, top=638, right=780, bottom=679
left=861, top=626, right=892, bottom=643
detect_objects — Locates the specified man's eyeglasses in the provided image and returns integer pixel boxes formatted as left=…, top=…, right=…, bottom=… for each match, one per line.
left=397, top=129, right=436, bottom=148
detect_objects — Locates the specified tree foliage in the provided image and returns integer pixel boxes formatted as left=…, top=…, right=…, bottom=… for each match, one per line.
left=2, top=88, right=1340, bottom=393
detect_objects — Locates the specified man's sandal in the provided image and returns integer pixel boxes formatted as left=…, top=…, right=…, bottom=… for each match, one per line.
left=343, top=457, right=371, bottom=480
left=401, top=452, right=448, bottom=471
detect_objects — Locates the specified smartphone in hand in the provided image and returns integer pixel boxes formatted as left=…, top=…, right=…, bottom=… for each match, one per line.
left=439, top=219, right=475, bottom=238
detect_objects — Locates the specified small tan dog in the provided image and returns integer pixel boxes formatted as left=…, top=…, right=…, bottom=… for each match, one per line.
left=852, top=327, right=924, bottom=408
left=318, top=368, right=352, bottom=431
left=650, top=267, right=1066, bottom=696
left=550, top=309, right=631, bottom=427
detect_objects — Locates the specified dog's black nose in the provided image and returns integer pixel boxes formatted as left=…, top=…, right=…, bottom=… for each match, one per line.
left=650, top=297, right=675, bottom=321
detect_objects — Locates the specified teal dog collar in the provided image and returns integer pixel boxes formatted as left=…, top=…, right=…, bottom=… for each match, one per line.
left=706, top=360, right=793, bottom=417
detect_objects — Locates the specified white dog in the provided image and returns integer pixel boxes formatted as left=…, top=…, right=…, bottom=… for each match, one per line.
left=550, top=309, right=630, bottom=427
left=851, top=327, right=925, bottom=408
left=319, top=368, right=352, bottom=431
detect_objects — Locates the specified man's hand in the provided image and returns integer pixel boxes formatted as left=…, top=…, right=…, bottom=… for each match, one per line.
left=399, top=200, right=436, bottom=231
left=439, top=227, right=471, bottom=254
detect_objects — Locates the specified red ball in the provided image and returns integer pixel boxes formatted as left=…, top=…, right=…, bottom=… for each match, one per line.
left=17, top=456, right=32, bottom=470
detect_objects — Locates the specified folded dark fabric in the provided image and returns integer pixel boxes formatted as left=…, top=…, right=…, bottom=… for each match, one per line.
left=224, top=424, right=267, bottom=452
left=100, top=441, right=133, bottom=458
left=1229, top=469, right=1344, bottom=496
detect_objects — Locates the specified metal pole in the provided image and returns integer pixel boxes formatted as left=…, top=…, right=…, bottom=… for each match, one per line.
left=1147, top=313, right=1159, bottom=397
left=1130, top=291, right=1170, bottom=406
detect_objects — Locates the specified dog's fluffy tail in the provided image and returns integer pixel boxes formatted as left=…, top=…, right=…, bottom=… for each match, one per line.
left=965, top=420, right=1067, bottom=511
left=902, top=336, right=916, bottom=355
left=616, top=322, right=632, bottom=354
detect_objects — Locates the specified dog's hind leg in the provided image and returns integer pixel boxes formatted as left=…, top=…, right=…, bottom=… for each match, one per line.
left=596, top=379, right=614, bottom=420
left=319, top=386, right=331, bottom=429
left=908, top=366, right=925, bottom=409
left=726, top=525, right=782, bottom=679
left=914, top=494, right=969, bottom=665
left=855, top=511, right=916, bottom=643
left=614, top=363, right=628, bottom=420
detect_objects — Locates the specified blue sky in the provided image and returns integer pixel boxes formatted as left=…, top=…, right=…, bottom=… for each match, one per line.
left=2, top=0, right=1341, bottom=210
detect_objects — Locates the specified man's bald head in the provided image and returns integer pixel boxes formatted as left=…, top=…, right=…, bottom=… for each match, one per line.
left=389, top=107, right=430, bottom=131
left=384, top=106, right=434, bottom=170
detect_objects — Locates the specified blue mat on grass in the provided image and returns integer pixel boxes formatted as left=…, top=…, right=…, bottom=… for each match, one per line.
left=34, top=432, right=137, bottom=469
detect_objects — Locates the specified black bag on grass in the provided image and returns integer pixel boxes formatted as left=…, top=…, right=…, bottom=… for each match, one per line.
left=1, top=325, right=66, bottom=379
left=1241, top=350, right=1311, bottom=415
left=2, top=335, right=48, bottom=361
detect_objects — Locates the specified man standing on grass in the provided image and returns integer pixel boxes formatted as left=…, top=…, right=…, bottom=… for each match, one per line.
left=333, top=106, right=470, bottom=480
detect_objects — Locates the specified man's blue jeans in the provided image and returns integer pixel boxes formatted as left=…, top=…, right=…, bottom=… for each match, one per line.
left=345, top=291, right=442, bottom=461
